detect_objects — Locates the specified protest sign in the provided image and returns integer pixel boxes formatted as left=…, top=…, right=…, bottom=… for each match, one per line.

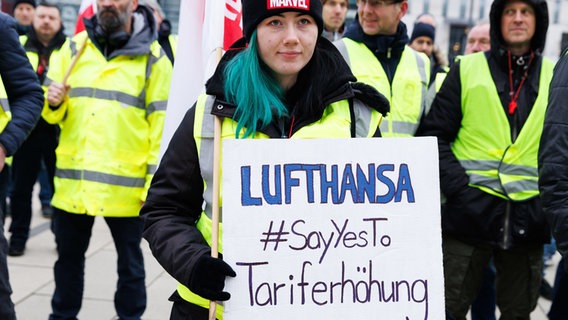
left=222, top=137, right=444, bottom=319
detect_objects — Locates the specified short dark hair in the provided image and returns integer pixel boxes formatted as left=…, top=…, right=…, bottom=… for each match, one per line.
left=37, top=0, right=61, bottom=14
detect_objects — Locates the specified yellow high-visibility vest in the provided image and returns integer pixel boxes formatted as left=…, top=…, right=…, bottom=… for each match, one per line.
left=335, top=38, right=430, bottom=137
left=452, top=52, right=554, bottom=200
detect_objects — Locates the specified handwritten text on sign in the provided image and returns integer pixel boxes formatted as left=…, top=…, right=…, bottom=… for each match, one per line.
left=222, top=138, right=444, bottom=319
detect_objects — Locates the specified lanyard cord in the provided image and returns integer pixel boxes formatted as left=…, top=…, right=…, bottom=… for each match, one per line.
left=288, top=115, right=296, bottom=138
left=507, top=50, right=534, bottom=115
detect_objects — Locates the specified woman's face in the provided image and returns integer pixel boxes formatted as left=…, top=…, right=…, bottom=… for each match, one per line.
left=256, top=11, right=319, bottom=90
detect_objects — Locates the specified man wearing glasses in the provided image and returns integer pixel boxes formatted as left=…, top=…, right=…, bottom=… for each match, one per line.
left=334, top=0, right=430, bottom=138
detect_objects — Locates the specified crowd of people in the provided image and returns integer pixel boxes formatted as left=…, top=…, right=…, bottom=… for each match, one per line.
left=0, top=0, right=568, bottom=319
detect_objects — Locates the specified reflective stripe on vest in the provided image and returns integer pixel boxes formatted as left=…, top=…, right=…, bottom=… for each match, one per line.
left=452, top=52, right=554, bottom=200
left=336, top=38, right=429, bottom=137
left=55, top=168, right=148, bottom=187
left=176, top=93, right=382, bottom=312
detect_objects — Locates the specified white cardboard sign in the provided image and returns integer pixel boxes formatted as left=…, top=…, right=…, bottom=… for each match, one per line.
left=222, top=137, right=444, bottom=319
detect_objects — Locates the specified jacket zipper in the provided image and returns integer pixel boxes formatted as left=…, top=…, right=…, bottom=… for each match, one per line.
left=501, top=106, right=519, bottom=249
left=501, top=202, right=512, bottom=249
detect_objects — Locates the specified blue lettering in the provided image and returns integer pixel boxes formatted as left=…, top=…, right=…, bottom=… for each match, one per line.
left=302, top=164, right=320, bottom=203
left=262, top=165, right=282, bottom=205
left=376, top=164, right=395, bottom=203
left=320, top=165, right=339, bottom=204
left=356, top=164, right=375, bottom=203
left=339, top=164, right=357, bottom=204
left=241, top=166, right=262, bottom=206
left=284, top=164, right=302, bottom=204
left=395, top=164, right=415, bottom=203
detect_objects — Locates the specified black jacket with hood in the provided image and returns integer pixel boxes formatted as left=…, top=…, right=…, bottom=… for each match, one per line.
left=539, top=50, right=568, bottom=272
left=416, top=0, right=550, bottom=249
left=140, top=36, right=389, bottom=299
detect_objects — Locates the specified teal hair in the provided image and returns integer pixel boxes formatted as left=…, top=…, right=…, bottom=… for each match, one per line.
left=224, top=30, right=289, bottom=138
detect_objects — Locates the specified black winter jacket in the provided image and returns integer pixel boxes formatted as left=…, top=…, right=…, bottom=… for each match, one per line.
left=416, top=0, right=550, bottom=249
left=0, top=13, right=43, bottom=156
left=539, top=50, right=568, bottom=272
left=140, top=37, right=389, bottom=297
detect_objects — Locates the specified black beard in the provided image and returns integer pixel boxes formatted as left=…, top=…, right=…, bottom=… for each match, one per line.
left=98, top=8, right=123, bottom=33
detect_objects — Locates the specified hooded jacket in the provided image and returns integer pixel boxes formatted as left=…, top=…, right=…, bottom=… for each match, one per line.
left=141, top=36, right=389, bottom=308
left=42, top=4, right=172, bottom=216
left=416, top=0, right=551, bottom=249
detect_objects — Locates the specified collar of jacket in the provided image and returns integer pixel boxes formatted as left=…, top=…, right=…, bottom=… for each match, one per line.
left=23, top=26, right=67, bottom=54
left=83, top=4, right=157, bottom=59
left=343, top=18, right=409, bottom=57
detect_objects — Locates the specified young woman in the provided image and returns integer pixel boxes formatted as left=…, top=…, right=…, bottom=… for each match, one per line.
left=140, top=1, right=389, bottom=319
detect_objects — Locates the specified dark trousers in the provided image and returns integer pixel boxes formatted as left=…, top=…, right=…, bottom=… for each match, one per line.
left=443, top=236, right=543, bottom=320
left=548, top=257, right=568, bottom=320
left=49, top=208, right=146, bottom=320
left=0, top=167, right=15, bottom=320
left=8, top=125, right=57, bottom=246
left=470, top=262, right=496, bottom=320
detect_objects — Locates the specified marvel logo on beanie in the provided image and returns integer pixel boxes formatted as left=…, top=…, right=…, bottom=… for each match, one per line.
left=242, top=0, right=324, bottom=42
left=12, top=0, right=36, bottom=12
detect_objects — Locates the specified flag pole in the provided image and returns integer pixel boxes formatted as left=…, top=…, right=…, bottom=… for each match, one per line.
left=62, top=37, right=88, bottom=86
left=208, top=46, right=224, bottom=320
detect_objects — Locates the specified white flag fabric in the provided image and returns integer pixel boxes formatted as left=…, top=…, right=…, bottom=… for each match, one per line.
left=159, top=0, right=242, bottom=162
left=74, top=0, right=96, bottom=34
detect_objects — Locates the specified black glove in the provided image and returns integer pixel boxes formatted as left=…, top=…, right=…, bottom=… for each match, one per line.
left=188, top=254, right=236, bottom=301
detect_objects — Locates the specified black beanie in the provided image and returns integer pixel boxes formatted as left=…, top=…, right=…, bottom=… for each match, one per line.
left=13, top=0, right=36, bottom=11
left=410, top=22, right=436, bottom=43
left=242, top=0, right=324, bottom=42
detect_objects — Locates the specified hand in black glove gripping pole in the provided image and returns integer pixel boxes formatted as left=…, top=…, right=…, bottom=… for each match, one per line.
left=188, top=254, right=236, bottom=301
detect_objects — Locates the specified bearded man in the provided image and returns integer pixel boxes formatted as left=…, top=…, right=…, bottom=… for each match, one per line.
left=44, top=0, right=172, bottom=318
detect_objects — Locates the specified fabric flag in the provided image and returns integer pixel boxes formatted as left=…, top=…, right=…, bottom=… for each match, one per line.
left=158, top=0, right=243, bottom=161
left=74, top=0, right=96, bottom=34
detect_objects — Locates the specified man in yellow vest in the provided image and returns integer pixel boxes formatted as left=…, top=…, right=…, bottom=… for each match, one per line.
left=43, top=0, right=172, bottom=318
left=417, top=0, right=552, bottom=318
left=0, top=12, right=44, bottom=320
left=8, top=1, right=68, bottom=257
left=334, top=0, right=430, bottom=137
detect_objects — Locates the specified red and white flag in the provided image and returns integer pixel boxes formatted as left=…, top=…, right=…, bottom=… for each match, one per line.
left=159, top=0, right=243, bottom=161
left=74, top=0, right=96, bottom=34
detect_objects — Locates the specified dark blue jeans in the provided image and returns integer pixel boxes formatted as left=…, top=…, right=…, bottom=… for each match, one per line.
left=470, top=262, right=496, bottom=320
left=8, top=123, right=57, bottom=246
left=0, top=167, right=16, bottom=320
left=49, top=208, right=146, bottom=320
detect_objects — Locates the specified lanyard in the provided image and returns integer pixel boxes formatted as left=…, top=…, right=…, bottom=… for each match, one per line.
left=507, top=50, right=534, bottom=115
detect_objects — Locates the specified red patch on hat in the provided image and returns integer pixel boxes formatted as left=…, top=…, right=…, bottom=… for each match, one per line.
left=267, top=0, right=310, bottom=10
